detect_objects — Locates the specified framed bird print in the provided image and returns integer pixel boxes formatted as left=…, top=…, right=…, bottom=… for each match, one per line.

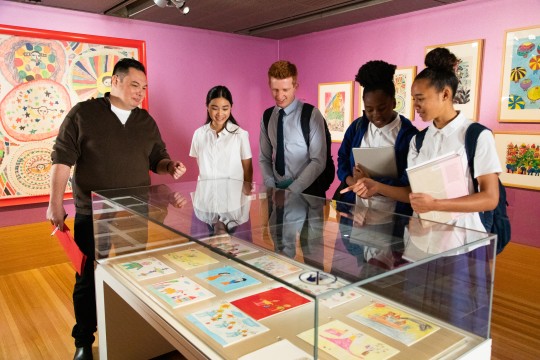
left=318, top=81, right=354, bottom=142
left=498, top=25, right=540, bottom=122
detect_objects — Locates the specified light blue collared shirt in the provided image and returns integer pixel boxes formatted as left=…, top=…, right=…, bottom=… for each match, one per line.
left=259, top=99, right=327, bottom=193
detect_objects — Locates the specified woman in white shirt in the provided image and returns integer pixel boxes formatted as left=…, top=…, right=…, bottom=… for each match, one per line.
left=407, top=48, right=501, bottom=232
left=190, top=85, right=253, bottom=182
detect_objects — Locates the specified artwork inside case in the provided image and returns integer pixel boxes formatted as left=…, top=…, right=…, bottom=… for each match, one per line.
left=230, top=286, right=311, bottom=320
left=195, top=265, right=260, bottom=293
left=0, top=24, right=146, bottom=206
left=202, top=235, right=258, bottom=257
left=246, top=255, right=303, bottom=278
left=297, top=319, right=399, bottom=360
left=498, top=25, right=540, bottom=122
left=290, top=278, right=362, bottom=309
left=494, top=132, right=540, bottom=190
left=163, top=248, right=219, bottom=270
left=426, top=39, right=483, bottom=121
left=119, top=257, right=175, bottom=280
left=347, top=302, right=440, bottom=346
left=186, top=302, right=269, bottom=347
left=148, top=276, right=215, bottom=308
left=318, top=82, right=354, bottom=142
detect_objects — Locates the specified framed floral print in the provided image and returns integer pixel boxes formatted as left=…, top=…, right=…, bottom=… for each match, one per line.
left=494, top=131, right=540, bottom=190
left=426, top=39, right=484, bottom=121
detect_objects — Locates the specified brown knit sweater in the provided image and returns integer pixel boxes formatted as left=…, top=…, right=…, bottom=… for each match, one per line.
left=52, top=94, right=170, bottom=215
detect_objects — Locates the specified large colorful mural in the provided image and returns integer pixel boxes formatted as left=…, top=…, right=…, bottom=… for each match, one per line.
left=0, top=25, right=145, bottom=206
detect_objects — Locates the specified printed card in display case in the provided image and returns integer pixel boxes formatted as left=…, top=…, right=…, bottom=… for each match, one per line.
left=118, top=257, right=175, bottom=280
left=348, top=302, right=440, bottom=346
left=186, top=302, right=269, bottom=347
left=238, top=339, right=313, bottom=360
left=163, top=248, right=219, bottom=270
left=195, top=265, right=260, bottom=293
left=203, top=234, right=258, bottom=257
left=230, top=286, right=311, bottom=320
left=290, top=278, right=361, bottom=309
left=147, top=276, right=215, bottom=308
left=298, top=319, right=399, bottom=360
left=246, top=255, right=303, bottom=278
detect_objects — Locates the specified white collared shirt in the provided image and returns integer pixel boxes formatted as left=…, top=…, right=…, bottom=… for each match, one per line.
left=408, top=112, right=502, bottom=231
left=190, top=121, right=252, bottom=181
left=361, top=113, right=401, bottom=148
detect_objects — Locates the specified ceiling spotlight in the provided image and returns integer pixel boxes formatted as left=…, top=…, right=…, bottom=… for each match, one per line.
left=153, top=0, right=190, bottom=14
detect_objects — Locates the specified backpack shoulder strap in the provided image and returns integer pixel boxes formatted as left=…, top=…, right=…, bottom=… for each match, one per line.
left=263, top=106, right=275, bottom=134
left=300, top=103, right=315, bottom=147
left=414, top=127, right=429, bottom=151
left=465, top=122, right=490, bottom=193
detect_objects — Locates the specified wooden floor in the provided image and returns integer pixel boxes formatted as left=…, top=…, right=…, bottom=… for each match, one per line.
left=1, top=221, right=539, bottom=359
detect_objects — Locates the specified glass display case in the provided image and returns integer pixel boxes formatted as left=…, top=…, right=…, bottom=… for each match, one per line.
left=92, top=179, right=496, bottom=360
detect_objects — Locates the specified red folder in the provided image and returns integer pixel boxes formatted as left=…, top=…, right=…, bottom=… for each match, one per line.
left=52, top=224, right=87, bottom=275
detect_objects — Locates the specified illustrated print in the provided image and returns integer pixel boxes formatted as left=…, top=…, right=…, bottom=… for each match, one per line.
left=503, top=141, right=540, bottom=176
left=0, top=79, right=71, bottom=142
left=508, top=39, right=540, bottom=109
left=0, top=37, right=66, bottom=84
left=324, top=91, right=346, bottom=132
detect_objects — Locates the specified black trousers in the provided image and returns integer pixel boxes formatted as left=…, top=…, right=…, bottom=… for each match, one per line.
left=72, top=213, right=96, bottom=347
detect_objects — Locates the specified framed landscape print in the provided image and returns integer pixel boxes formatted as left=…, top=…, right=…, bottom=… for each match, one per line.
left=494, top=132, right=540, bottom=190
left=394, top=66, right=417, bottom=120
left=426, top=39, right=484, bottom=121
left=498, top=25, right=540, bottom=122
left=0, top=24, right=146, bottom=206
left=318, top=81, right=353, bottom=142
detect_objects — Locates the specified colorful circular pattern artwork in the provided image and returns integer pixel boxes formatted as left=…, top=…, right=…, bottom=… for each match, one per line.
left=0, top=79, right=71, bottom=142
left=7, top=142, right=53, bottom=196
left=69, top=50, right=125, bottom=101
left=0, top=37, right=66, bottom=85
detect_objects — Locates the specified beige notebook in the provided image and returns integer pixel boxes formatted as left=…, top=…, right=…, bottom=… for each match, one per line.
left=407, top=152, right=469, bottom=223
left=352, top=146, right=397, bottom=178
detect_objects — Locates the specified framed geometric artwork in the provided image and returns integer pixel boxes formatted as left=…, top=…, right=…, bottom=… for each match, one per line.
left=498, top=25, right=540, bottom=122
left=393, top=66, right=417, bottom=120
left=426, top=39, right=484, bottom=121
left=494, top=132, right=540, bottom=190
left=318, top=81, right=354, bottom=142
left=0, top=24, right=146, bottom=207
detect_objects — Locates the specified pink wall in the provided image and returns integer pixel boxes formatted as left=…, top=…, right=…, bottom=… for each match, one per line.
left=1, top=0, right=539, bottom=248
left=0, top=0, right=276, bottom=226
left=280, top=0, right=540, bottom=247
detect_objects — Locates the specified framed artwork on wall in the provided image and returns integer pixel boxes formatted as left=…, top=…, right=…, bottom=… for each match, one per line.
left=498, top=25, right=540, bottom=122
left=0, top=24, right=146, bottom=207
left=425, top=39, right=484, bottom=121
left=494, top=132, right=540, bottom=190
left=318, top=81, right=354, bottom=142
left=393, top=66, right=417, bottom=120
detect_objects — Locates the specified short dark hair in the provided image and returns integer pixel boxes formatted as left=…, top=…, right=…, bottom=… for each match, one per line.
left=113, top=58, right=146, bottom=77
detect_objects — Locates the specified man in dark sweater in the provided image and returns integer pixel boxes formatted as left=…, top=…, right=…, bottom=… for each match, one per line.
left=46, top=58, right=186, bottom=360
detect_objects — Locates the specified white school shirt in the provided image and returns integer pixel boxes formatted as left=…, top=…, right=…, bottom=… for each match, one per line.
left=190, top=121, right=252, bottom=181
left=357, top=113, right=402, bottom=222
left=408, top=112, right=502, bottom=232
